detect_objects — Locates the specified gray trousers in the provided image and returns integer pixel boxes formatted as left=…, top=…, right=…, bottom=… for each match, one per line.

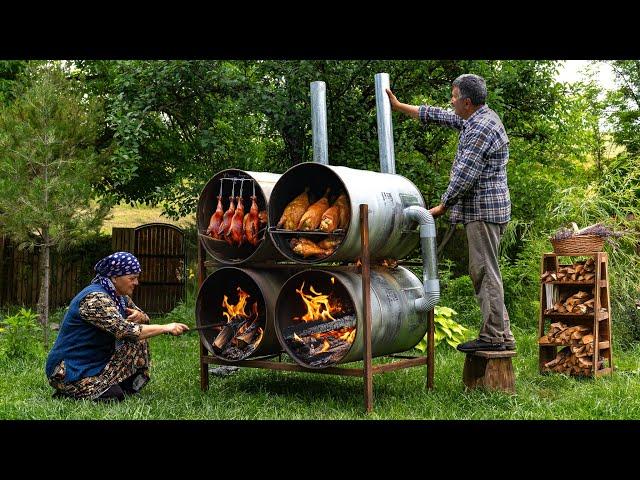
left=465, top=221, right=515, bottom=344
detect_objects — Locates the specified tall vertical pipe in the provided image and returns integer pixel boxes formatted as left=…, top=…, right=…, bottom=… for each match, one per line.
left=310, top=81, right=329, bottom=165
left=375, top=73, right=395, bottom=174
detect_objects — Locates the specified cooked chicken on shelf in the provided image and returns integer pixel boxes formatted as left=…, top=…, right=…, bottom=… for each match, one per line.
left=290, top=237, right=335, bottom=258
left=227, top=195, right=245, bottom=246
left=244, top=195, right=260, bottom=247
left=218, top=195, right=236, bottom=245
left=316, top=236, right=341, bottom=250
left=319, top=203, right=340, bottom=233
left=298, top=188, right=331, bottom=231
left=206, top=194, right=224, bottom=239
left=277, top=187, right=310, bottom=230
left=333, top=192, right=349, bottom=229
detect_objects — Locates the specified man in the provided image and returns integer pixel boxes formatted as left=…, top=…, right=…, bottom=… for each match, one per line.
left=387, top=73, right=516, bottom=352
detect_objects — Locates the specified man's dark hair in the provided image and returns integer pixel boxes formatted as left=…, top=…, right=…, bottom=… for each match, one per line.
left=452, top=74, right=487, bottom=106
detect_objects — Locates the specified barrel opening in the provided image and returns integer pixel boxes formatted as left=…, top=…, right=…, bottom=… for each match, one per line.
left=268, top=163, right=351, bottom=264
left=198, top=169, right=269, bottom=263
left=196, top=268, right=267, bottom=361
left=275, top=270, right=356, bottom=369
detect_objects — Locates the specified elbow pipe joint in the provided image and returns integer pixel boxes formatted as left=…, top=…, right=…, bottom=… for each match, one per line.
left=403, top=206, right=440, bottom=313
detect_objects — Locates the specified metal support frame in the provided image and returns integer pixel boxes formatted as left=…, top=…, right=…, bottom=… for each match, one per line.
left=197, top=204, right=435, bottom=413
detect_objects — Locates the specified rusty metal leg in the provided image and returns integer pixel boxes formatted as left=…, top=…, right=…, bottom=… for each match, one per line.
left=427, top=308, right=434, bottom=390
left=360, top=204, right=373, bottom=413
left=198, top=238, right=209, bottom=391
left=200, top=342, right=209, bottom=391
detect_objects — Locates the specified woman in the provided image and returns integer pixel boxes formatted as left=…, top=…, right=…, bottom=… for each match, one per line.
left=45, top=251, right=189, bottom=402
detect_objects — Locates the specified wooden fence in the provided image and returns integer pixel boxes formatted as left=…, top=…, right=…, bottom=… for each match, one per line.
left=0, top=235, right=110, bottom=309
left=0, top=223, right=186, bottom=316
left=113, top=224, right=186, bottom=316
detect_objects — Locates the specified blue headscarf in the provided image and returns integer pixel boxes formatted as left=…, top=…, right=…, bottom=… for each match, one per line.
left=91, top=251, right=142, bottom=311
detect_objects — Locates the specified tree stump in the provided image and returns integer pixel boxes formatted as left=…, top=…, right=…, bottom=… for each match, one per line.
left=463, top=350, right=516, bottom=393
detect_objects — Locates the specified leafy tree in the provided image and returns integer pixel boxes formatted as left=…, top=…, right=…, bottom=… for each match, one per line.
left=0, top=60, right=28, bottom=105
left=0, top=62, right=109, bottom=345
left=607, top=60, right=640, bottom=155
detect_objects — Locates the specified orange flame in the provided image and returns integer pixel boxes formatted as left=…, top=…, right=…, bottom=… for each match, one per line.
left=222, top=287, right=251, bottom=323
left=295, top=281, right=342, bottom=322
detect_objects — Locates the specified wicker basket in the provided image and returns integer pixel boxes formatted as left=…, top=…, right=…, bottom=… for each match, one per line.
left=550, top=235, right=605, bottom=255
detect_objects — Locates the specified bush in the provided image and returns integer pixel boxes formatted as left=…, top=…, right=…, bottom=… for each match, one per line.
left=0, top=307, right=45, bottom=361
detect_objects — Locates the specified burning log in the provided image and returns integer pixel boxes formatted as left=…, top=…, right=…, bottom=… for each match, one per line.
left=283, top=314, right=356, bottom=340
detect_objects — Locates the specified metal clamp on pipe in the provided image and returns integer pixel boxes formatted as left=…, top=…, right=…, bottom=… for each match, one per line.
left=403, top=205, right=440, bottom=313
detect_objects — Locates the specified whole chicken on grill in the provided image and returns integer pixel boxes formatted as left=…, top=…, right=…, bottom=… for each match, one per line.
left=298, top=188, right=330, bottom=231
left=319, top=203, right=340, bottom=233
left=218, top=195, right=235, bottom=245
left=243, top=195, right=260, bottom=247
left=206, top=194, right=224, bottom=239
left=227, top=195, right=245, bottom=246
left=290, top=237, right=335, bottom=258
left=333, top=192, right=349, bottom=229
left=277, top=187, right=309, bottom=230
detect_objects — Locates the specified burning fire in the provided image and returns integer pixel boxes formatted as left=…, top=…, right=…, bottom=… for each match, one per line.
left=293, top=280, right=356, bottom=347
left=222, top=287, right=252, bottom=323
left=295, top=281, right=341, bottom=322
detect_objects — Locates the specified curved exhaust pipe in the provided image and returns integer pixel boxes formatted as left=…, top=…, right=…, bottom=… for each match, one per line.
left=403, top=204, right=440, bottom=313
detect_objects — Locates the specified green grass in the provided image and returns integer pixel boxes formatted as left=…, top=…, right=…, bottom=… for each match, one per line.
left=3, top=321, right=640, bottom=419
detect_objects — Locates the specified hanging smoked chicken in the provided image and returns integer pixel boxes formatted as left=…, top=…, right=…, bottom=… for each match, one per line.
left=206, top=193, right=224, bottom=239
left=218, top=193, right=236, bottom=245
left=227, top=195, right=245, bottom=246
left=244, top=194, right=260, bottom=247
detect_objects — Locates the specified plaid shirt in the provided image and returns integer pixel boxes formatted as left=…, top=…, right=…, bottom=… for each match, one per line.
left=419, top=104, right=511, bottom=225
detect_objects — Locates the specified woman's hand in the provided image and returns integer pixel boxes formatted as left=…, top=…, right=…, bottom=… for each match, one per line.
left=126, top=308, right=149, bottom=324
left=164, top=323, right=190, bottom=336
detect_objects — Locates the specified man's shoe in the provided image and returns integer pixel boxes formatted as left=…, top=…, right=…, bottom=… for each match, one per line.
left=456, top=338, right=506, bottom=353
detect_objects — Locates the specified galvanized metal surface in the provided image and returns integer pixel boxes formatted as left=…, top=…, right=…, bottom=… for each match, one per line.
left=275, top=265, right=428, bottom=368
left=311, top=81, right=329, bottom=165
left=197, top=169, right=285, bottom=264
left=375, top=73, right=395, bottom=175
left=268, top=163, right=425, bottom=263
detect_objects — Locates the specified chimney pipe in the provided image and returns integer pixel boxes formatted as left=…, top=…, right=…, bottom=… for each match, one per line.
left=310, top=81, right=329, bottom=164
left=375, top=73, right=395, bottom=174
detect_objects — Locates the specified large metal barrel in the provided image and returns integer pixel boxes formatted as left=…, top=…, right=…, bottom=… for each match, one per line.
left=197, top=169, right=285, bottom=264
left=268, top=163, right=425, bottom=264
left=196, top=267, right=292, bottom=361
left=274, top=266, right=427, bottom=369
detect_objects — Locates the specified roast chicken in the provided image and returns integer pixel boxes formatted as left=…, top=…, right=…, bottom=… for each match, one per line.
left=227, top=196, right=245, bottom=246
left=333, top=193, right=349, bottom=229
left=298, top=188, right=331, bottom=231
left=319, top=204, right=340, bottom=233
left=277, top=187, right=310, bottom=230
left=290, top=237, right=335, bottom=258
left=258, top=210, right=267, bottom=227
left=243, top=195, right=260, bottom=247
left=206, top=194, right=224, bottom=239
left=316, top=236, right=341, bottom=250
left=218, top=195, right=236, bottom=245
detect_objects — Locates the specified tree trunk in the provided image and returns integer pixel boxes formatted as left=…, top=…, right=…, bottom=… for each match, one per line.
left=37, top=235, right=51, bottom=348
